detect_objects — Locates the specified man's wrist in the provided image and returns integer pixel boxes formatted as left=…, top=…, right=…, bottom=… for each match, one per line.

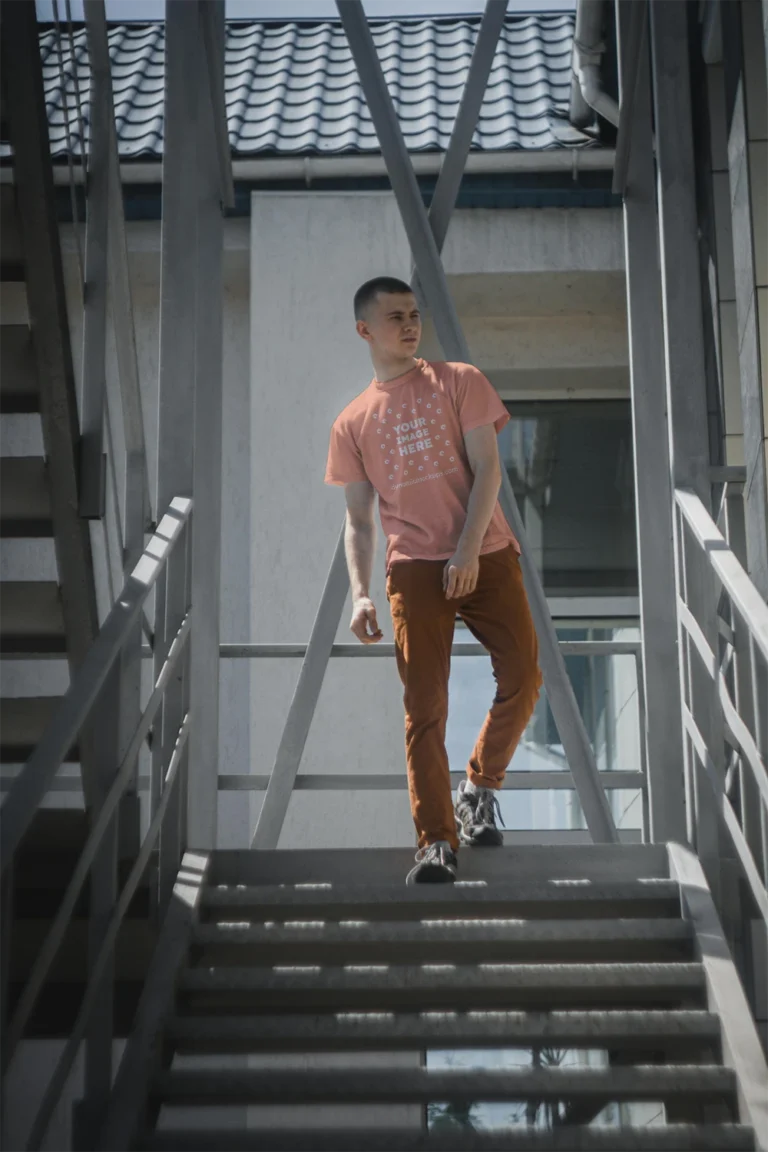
left=455, top=536, right=481, bottom=560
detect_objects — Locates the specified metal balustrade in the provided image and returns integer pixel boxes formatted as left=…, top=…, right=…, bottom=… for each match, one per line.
left=674, top=486, right=768, bottom=930
left=0, top=498, right=192, bottom=1148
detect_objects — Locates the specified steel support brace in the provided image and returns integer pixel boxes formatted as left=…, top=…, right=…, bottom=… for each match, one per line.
left=412, top=0, right=508, bottom=277
left=616, top=0, right=686, bottom=844
left=80, top=0, right=110, bottom=520
left=649, top=0, right=725, bottom=894
left=153, top=0, right=198, bottom=904
left=612, top=0, right=647, bottom=196
left=189, top=0, right=226, bottom=850
left=199, top=0, right=235, bottom=211
left=252, top=528, right=350, bottom=849
left=338, top=0, right=617, bottom=845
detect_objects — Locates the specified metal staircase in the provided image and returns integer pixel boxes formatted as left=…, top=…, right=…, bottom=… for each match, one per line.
left=0, top=13, right=99, bottom=792
left=1, top=2, right=768, bottom=1150
left=99, top=843, right=765, bottom=1151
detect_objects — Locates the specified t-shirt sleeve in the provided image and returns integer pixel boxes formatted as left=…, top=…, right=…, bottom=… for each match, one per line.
left=325, top=416, right=368, bottom=486
left=452, top=364, right=510, bottom=435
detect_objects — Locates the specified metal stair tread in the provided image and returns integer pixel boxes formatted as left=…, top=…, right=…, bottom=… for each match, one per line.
left=0, top=325, right=38, bottom=413
left=139, top=1126, right=756, bottom=1152
left=179, top=961, right=706, bottom=1010
left=152, top=1064, right=736, bottom=1105
left=201, top=878, right=683, bottom=920
left=210, top=844, right=671, bottom=887
left=0, top=456, right=52, bottom=536
left=167, top=1007, right=723, bottom=1053
left=0, top=696, right=77, bottom=762
left=192, top=918, right=693, bottom=965
left=0, top=581, right=65, bottom=653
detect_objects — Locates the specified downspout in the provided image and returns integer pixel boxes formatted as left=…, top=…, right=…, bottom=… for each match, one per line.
left=570, top=0, right=620, bottom=129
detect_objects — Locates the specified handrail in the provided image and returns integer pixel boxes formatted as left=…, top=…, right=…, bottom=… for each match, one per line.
left=220, top=640, right=642, bottom=659
left=0, top=496, right=192, bottom=1150
left=674, top=486, right=768, bottom=929
left=0, top=497, right=191, bottom=875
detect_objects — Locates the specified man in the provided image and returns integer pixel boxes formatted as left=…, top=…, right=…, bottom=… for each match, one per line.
left=325, top=276, right=542, bottom=884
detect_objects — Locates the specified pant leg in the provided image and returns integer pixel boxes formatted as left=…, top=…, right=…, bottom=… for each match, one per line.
left=387, top=559, right=458, bottom=850
left=458, top=545, right=543, bottom=789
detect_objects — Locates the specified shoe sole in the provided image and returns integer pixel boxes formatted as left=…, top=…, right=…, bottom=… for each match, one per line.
left=405, top=861, right=457, bottom=886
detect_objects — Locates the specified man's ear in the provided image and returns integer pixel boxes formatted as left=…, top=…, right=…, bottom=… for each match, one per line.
left=356, top=319, right=372, bottom=343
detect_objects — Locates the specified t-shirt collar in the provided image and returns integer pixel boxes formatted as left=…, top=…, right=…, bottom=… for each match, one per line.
left=372, top=358, right=425, bottom=390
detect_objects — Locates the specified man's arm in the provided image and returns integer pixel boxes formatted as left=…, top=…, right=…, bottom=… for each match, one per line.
left=344, top=480, right=384, bottom=644
left=444, top=423, right=502, bottom=599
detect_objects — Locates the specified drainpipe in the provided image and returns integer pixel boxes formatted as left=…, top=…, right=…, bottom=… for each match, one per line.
left=570, top=0, right=620, bottom=129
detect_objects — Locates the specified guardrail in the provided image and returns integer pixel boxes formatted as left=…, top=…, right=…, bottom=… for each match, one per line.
left=0, top=498, right=192, bottom=1150
left=674, top=486, right=768, bottom=930
left=2, top=637, right=647, bottom=842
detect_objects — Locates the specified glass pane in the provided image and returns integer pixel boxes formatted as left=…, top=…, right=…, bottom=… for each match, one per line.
left=499, top=401, right=637, bottom=596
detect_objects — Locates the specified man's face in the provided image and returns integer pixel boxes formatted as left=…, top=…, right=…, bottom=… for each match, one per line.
left=357, top=291, right=422, bottom=358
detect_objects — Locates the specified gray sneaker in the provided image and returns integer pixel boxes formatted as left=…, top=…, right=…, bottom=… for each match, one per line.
left=455, top=779, right=505, bottom=846
left=405, top=842, right=458, bottom=885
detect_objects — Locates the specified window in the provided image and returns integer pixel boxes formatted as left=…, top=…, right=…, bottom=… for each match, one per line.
left=499, top=401, right=637, bottom=596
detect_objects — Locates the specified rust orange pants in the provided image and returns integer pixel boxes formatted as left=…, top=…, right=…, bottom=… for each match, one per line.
left=387, top=544, right=542, bottom=851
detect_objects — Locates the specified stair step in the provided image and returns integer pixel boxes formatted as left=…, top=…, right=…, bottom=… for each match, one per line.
left=151, top=1064, right=736, bottom=1107
left=191, top=919, right=693, bottom=966
left=168, top=1007, right=722, bottom=1055
left=201, top=879, right=683, bottom=922
left=0, top=696, right=77, bottom=763
left=210, top=844, right=670, bottom=887
left=140, top=1125, right=757, bottom=1152
left=179, top=962, right=706, bottom=1011
left=0, top=581, right=65, bottom=653
left=0, top=457, right=52, bottom=537
left=0, top=325, right=37, bottom=413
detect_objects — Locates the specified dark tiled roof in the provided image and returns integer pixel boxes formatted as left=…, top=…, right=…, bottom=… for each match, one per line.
left=29, top=14, right=585, bottom=161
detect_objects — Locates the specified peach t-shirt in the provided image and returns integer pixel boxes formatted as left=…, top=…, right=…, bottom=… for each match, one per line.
left=325, top=359, right=518, bottom=571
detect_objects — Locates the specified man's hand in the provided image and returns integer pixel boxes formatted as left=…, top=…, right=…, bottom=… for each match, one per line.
left=350, top=597, right=383, bottom=644
left=443, top=547, right=480, bottom=599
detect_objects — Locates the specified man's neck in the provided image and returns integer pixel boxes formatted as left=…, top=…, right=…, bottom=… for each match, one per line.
left=371, top=352, right=419, bottom=384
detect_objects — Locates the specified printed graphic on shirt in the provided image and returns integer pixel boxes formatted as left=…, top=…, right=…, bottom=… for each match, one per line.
left=369, top=393, right=456, bottom=489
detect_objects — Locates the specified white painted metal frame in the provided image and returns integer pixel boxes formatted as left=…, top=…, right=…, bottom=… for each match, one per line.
left=616, top=0, right=686, bottom=845
left=252, top=0, right=618, bottom=851
left=0, top=499, right=193, bottom=1150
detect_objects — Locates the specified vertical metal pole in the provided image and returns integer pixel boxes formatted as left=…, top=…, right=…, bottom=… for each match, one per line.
left=649, top=1, right=725, bottom=892
left=74, top=664, right=120, bottom=1150
left=649, top=0, right=714, bottom=506
left=187, top=0, right=226, bottom=851
left=79, top=3, right=109, bottom=520
left=616, top=0, right=687, bottom=844
left=338, top=0, right=617, bottom=844
left=155, top=0, right=199, bottom=894
left=0, top=860, right=13, bottom=1147
left=720, top=0, right=768, bottom=601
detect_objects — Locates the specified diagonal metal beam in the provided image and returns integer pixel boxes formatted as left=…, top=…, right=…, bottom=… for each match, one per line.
left=612, top=0, right=647, bottom=196
left=251, top=527, right=350, bottom=849
left=338, top=0, right=617, bottom=845
left=199, top=0, right=235, bottom=211
left=413, top=0, right=508, bottom=273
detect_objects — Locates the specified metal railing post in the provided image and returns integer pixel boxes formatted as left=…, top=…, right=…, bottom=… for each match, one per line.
left=337, top=0, right=618, bottom=845
left=187, top=0, right=229, bottom=851
left=616, top=0, right=687, bottom=845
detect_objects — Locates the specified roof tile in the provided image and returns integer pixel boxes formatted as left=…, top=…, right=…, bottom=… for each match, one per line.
left=7, top=13, right=590, bottom=161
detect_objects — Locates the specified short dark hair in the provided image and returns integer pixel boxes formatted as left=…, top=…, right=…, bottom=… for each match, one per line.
left=354, top=276, right=414, bottom=321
